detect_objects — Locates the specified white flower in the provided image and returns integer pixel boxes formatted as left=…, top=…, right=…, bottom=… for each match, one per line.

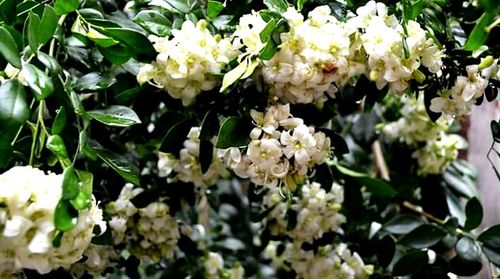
left=0, top=166, right=103, bottom=276
left=233, top=11, right=268, bottom=56
left=280, top=124, right=317, bottom=165
left=137, top=20, right=239, bottom=106
left=412, top=134, right=465, bottom=175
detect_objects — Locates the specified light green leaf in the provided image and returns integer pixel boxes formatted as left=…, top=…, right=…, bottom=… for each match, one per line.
left=220, top=58, right=248, bottom=92
left=464, top=12, right=495, bottom=51
left=62, top=166, right=80, bottom=200
left=207, top=0, right=224, bottom=18
left=54, top=199, right=79, bottom=232
left=87, top=105, right=141, bottom=127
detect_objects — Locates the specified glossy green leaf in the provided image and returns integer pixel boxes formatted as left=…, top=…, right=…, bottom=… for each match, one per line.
left=263, top=0, right=288, bottom=13
left=98, top=45, right=132, bottom=65
left=160, top=119, right=195, bottom=155
left=478, top=224, right=500, bottom=249
left=74, top=72, right=117, bottom=91
left=392, top=250, right=428, bottom=276
left=443, top=172, right=478, bottom=198
left=0, top=0, right=17, bottom=25
left=88, top=141, right=140, bottom=185
left=464, top=12, right=495, bottom=51
left=28, top=6, right=57, bottom=51
left=207, top=0, right=224, bottom=18
left=96, top=27, right=156, bottom=60
left=399, top=224, right=447, bottom=249
left=70, top=190, right=90, bottom=210
left=52, top=106, right=66, bottom=135
left=22, top=63, right=54, bottom=100
left=0, top=26, right=22, bottom=68
left=54, top=0, right=79, bottom=15
left=150, top=0, right=190, bottom=13
left=216, top=117, right=252, bottom=149
left=62, top=166, right=80, bottom=200
left=0, top=80, right=29, bottom=131
left=133, top=10, right=172, bottom=36
left=46, top=135, right=71, bottom=167
left=87, top=105, right=141, bottom=127
left=464, top=197, right=483, bottom=231
left=445, top=188, right=466, bottom=226
left=37, top=52, right=62, bottom=74
left=54, top=199, right=79, bottom=232
left=260, top=18, right=277, bottom=43
left=200, top=110, right=219, bottom=141
left=383, top=214, right=424, bottom=234
left=456, top=236, right=482, bottom=262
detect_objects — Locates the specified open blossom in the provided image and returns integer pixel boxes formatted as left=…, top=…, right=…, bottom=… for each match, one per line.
left=204, top=252, right=245, bottom=279
left=349, top=1, right=443, bottom=92
left=430, top=57, right=498, bottom=117
left=158, top=127, right=227, bottom=188
left=220, top=104, right=331, bottom=189
left=106, top=184, right=180, bottom=262
left=0, top=166, right=104, bottom=276
left=137, top=20, right=239, bottom=106
left=233, top=11, right=268, bottom=56
left=262, top=6, right=359, bottom=105
left=265, top=182, right=345, bottom=244
left=283, top=242, right=373, bottom=279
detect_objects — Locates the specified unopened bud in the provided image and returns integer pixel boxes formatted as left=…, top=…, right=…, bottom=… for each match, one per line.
left=478, top=55, right=494, bottom=70
left=413, top=69, right=426, bottom=83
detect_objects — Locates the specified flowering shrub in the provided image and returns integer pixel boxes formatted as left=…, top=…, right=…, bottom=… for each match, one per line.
left=0, top=0, right=499, bottom=278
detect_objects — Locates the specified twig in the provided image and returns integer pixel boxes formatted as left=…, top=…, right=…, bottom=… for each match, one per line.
left=372, top=140, right=390, bottom=180
left=403, top=201, right=464, bottom=235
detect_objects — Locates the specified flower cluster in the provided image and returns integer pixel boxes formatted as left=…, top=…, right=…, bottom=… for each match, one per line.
left=221, top=104, right=331, bottom=188
left=380, top=96, right=465, bottom=175
left=265, top=241, right=373, bottom=279
left=204, top=252, right=245, bottom=279
left=261, top=6, right=361, bottom=105
left=70, top=244, right=119, bottom=278
left=106, top=184, right=180, bottom=262
left=232, top=11, right=269, bottom=56
left=0, top=166, right=104, bottom=276
left=265, top=181, right=345, bottom=244
left=137, top=20, right=239, bottom=106
left=158, top=127, right=227, bottom=188
left=430, top=57, right=499, bottom=117
left=348, top=1, right=443, bottom=92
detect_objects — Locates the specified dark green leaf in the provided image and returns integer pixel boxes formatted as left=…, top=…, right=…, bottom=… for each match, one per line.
left=402, top=0, right=412, bottom=22
left=88, top=105, right=141, bottom=127
left=449, top=256, right=483, bottom=276
left=383, top=214, right=424, bottom=234
left=133, top=10, right=172, bottom=37
left=445, top=188, right=466, bottom=226
left=334, top=164, right=397, bottom=197
left=392, top=250, right=428, bottom=276
left=0, top=0, right=17, bottom=25
left=38, top=5, right=57, bottom=46
left=98, top=45, right=132, bottom=65
left=37, top=52, right=62, bottom=74
left=200, top=110, right=219, bottom=141
left=482, top=245, right=500, bottom=267
left=286, top=209, right=297, bottom=231
left=54, top=199, right=78, bottom=232
left=96, top=27, right=156, bottom=60
left=259, top=38, right=278, bottom=60
left=456, top=236, right=482, bottom=261
left=377, top=235, right=395, bottom=267
left=315, top=164, right=334, bottom=192
left=216, top=116, right=252, bottom=149
left=62, top=166, right=80, bottom=200
left=200, top=139, right=214, bottom=174
left=89, top=141, right=140, bottom=185
left=54, top=0, right=79, bottom=15
left=263, top=0, right=288, bottom=13
left=160, top=119, right=195, bottom=155
left=491, top=120, right=500, bottom=143
left=478, top=224, right=500, bottom=249
left=260, top=18, right=277, bottom=43
left=0, top=26, right=22, bottom=68
left=74, top=72, right=117, bottom=91
left=207, top=0, right=224, bottom=18
left=52, top=106, right=66, bottom=135
left=399, top=224, right=447, bottom=249
left=0, top=80, right=29, bottom=132
left=91, top=223, right=113, bottom=245
left=464, top=197, right=483, bottom=231
left=443, top=171, right=478, bottom=198
left=464, top=12, right=496, bottom=51
left=52, top=231, right=63, bottom=248
left=22, top=63, right=54, bottom=100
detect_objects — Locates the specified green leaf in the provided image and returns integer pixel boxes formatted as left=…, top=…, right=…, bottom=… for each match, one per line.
left=22, top=63, right=54, bottom=100
left=445, top=188, right=466, bottom=226
left=216, top=116, right=252, bottom=149
left=62, top=166, right=80, bottom=200
left=200, top=110, right=219, bottom=141
left=70, top=190, right=90, bottom=210
left=28, top=6, right=57, bottom=51
left=54, top=0, right=79, bottom=15
left=411, top=0, right=425, bottom=19
left=133, top=10, right=172, bottom=36
left=399, top=224, right=447, bottom=249
left=74, top=72, right=117, bottom=91
left=443, top=171, right=478, bottom=199
left=207, top=0, right=224, bottom=18
left=0, top=0, right=17, bottom=25
left=334, top=164, right=397, bottom=197
left=259, top=39, right=278, bottom=60
left=88, top=140, right=140, bottom=185
left=392, top=250, right=428, bottom=276
left=46, top=135, right=71, bottom=167
left=478, top=224, right=500, bottom=249
left=482, top=245, right=500, bottom=267
left=98, top=45, right=132, bottom=64
left=220, top=58, right=248, bottom=92
left=95, top=26, right=156, bottom=60
left=383, top=214, right=424, bottom=234
left=151, top=0, right=190, bottom=13
left=0, top=80, right=29, bottom=132
left=160, top=119, right=195, bottom=155
left=377, top=235, right=396, bottom=267
left=91, top=223, right=113, bottom=245
left=491, top=120, right=500, bottom=143
left=87, top=105, right=141, bottom=127
left=295, top=0, right=308, bottom=11
left=37, top=52, right=62, bottom=74
left=263, top=0, right=289, bottom=13
left=260, top=18, right=277, bottom=43
left=0, top=26, right=22, bottom=68
left=402, top=0, right=413, bottom=22
left=464, top=197, right=483, bottom=231
left=54, top=199, right=78, bottom=232
left=52, top=106, right=66, bottom=135
left=0, top=137, right=13, bottom=168
left=456, top=236, right=482, bottom=262
left=464, top=12, right=496, bottom=51
left=200, top=139, right=214, bottom=174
